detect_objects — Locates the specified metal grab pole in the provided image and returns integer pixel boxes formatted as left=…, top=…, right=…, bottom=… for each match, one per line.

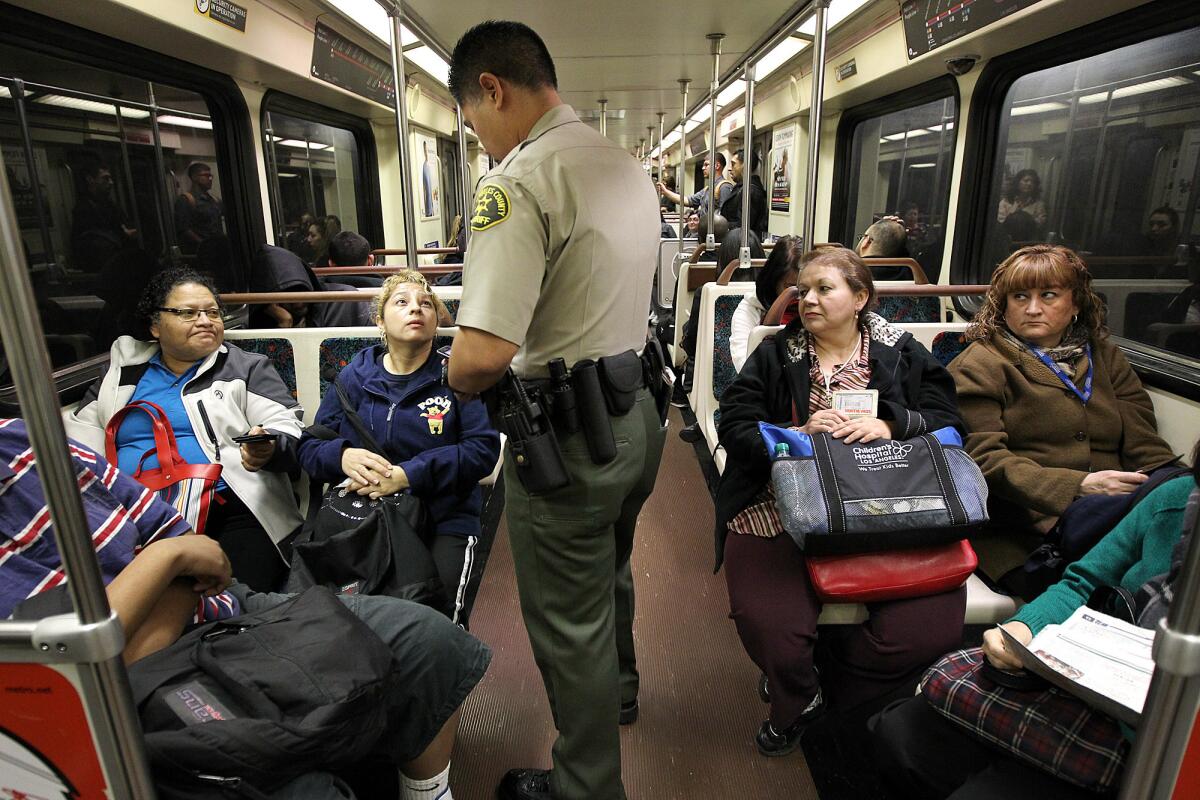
left=801, top=0, right=829, bottom=251
left=599, top=98, right=608, bottom=138
left=658, top=112, right=666, bottom=184
left=382, top=0, right=420, bottom=269
left=705, top=33, right=724, bottom=251
left=740, top=63, right=756, bottom=267
left=147, top=83, right=180, bottom=263
left=11, top=79, right=57, bottom=273
left=676, top=79, right=691, bottom=250
left=455, top=105, right=471, bottom=248
left=0, top=150, right=158, bottom=799
left=1120, top=502, right=1200, bottom=799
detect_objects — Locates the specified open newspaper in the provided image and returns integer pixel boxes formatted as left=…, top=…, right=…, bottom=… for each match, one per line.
left=1000, top=605, right=1156, bottom=727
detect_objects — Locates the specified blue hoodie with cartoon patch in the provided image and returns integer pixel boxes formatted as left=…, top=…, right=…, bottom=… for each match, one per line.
left=298, top=344, right=501, bottom=537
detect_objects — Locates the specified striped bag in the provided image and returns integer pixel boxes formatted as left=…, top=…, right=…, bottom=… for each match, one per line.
left=104, top=400, right=222, bottom=536
left=921, top=647, right=1129, bottom=792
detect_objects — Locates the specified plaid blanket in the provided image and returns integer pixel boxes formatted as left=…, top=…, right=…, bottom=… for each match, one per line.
left=921, top=647, right=1129, bottom=792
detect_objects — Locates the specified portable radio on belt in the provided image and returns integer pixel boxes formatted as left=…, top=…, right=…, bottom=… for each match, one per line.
left=487, top=370, right=570, bottom=493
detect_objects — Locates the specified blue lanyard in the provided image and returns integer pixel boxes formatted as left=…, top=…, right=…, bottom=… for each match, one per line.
left=1029, top=342, right=1093, bottom=404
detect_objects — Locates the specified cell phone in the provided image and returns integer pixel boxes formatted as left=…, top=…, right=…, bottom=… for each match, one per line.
left=232, top=432, right=275, bottom=444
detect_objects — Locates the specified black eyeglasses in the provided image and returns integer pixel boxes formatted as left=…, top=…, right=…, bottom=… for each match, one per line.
left=157, top=307, right=223, bottom=323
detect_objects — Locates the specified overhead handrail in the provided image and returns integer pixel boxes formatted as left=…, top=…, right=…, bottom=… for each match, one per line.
left=371, top=247, right=460, bottom=256
left=313, top=265, right=462, bottom=277
left=862, top=257, right=930, bottom=285
left=717, top=258, right=769, bottom=285
left=762, top=284, right=989, bottom=325
left=0, top=147, right=158, bottom=797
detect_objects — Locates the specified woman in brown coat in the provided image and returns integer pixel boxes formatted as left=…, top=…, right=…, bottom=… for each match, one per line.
left=950, top=245, right=1176, bottom=571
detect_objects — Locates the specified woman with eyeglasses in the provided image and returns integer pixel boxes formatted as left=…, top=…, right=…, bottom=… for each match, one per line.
left=66, top=267, right=305, bottom=591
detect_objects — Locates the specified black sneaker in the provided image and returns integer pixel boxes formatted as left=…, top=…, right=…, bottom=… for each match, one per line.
left=754, top=687, right=825, bottom=757
left=678, top=423, right=702, bottom=443
left=496, top=768, right=551, bottom=800
left=619, top=698, right=639, bottom=725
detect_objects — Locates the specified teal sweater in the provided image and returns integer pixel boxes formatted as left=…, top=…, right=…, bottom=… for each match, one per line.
left=1011, top=476, right=1194, bottom=635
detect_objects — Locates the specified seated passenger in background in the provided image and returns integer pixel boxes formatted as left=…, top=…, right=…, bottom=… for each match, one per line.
left=660, top=207, right=676, bottom=239
left=729, top=235, right=802, bottom=372
left=996, top=168, right=1047, bottom=233
left=66, top=268, right=305, bottom=591
left=298, top=271, right=500, bottom=626
left=683, top=211, right=700, bottom=240
left=871, top=451, right=1197, bottom=800
left=250, top=243, right=372, bottom=328
left=856, top=217, right=910, bottom=280
left=688, top=213, right=730, bottom=263
left=949, top=245, right=1176, bottom=577
left=716, top=247, right=967, bottom=756
left=328, top=229, right=384, bottom=289
left=286, top=211, right=318, bottom=262
left=0, top=418, right=490, bottom=800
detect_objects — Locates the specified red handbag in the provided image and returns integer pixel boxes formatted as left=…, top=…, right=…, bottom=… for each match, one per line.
left=806, top=539, right=977, bottom=602
left=104, top=400, right=223, bottom=535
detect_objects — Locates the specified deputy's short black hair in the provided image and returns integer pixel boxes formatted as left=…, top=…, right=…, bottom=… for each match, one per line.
left=448, top=20, right=557, bottom=104
left=714, top=152, right=727, bottom=169
left=328, top=230, right=371, bottom=266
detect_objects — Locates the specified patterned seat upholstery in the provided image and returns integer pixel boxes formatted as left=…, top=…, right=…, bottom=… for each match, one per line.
left=441, top=298, right=459, bottom=322
left=235, top=338, right=297, bottom=398
left=876, top=296, right=940, bottom=323
left=318, top=337, right=376, bottom=398
left=711, top=294, right=743, bottom=404
left=931, top=331, right=969, bottom=367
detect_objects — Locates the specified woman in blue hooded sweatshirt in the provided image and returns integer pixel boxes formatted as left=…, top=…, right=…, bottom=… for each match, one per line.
left=298, top=270, right=501, bottom=626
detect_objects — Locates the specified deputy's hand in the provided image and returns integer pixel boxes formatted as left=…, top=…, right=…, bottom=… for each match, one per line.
left=655, top=181, right=666, bottom=195
left=158, top=534, right=233, bottom=595
left=341, top=447, right=392, bottom=486
left=982, top=621, right=1033, bottom=671
left=240, top=426, right=276, bottom=472
left=355, top=466, right=410, bottom=499
left=799, top=409, right=850, bottom=436
left=831, top=416, right=892, bottom=444
left=1079, top=470, right=1147, bottom=497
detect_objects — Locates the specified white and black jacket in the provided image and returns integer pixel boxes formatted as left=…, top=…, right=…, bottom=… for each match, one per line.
left=65, top=337, right=305, bottom=546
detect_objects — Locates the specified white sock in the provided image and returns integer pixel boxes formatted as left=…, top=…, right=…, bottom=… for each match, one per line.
left=400, top=763, right=452, bottom=800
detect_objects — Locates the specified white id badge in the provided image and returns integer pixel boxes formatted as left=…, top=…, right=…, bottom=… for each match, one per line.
left=832, top=389, right=878, bottom=418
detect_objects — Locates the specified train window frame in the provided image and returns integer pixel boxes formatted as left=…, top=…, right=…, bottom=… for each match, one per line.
left=0, top=3, right=262, bottom=412
left=830, top=75, right=960, bottom=277
left=950, top=0, right=1200, bottom=396
left=259, top=91, right=383, bottom=254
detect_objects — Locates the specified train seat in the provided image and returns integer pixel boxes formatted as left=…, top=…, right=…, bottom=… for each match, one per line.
left=931, top=330, right=969, bottom=367
left=691, top=281, right=756, bottom=472
left=235, top=337, right=298, bottom=398
left=875, top=295, right=941, bottom=323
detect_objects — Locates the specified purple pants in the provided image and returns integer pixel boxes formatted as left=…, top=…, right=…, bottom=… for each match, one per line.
left=724, top=531, right=966, bottom=727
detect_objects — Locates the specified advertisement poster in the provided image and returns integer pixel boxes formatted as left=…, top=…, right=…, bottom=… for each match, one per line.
left=414, top=131, right=441, bottom=221
left=771, top=124, right=796, bottom=212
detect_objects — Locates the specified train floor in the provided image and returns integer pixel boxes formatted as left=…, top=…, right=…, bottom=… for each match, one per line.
left=448, top=407, right=862, bottom=800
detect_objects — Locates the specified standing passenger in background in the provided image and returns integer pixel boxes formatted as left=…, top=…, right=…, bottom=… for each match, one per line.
left=446, top=20, right=666, bottom=800
left=657, top=153, right=733, bottom=217
left=996, top=168, right=1047, bottom=233
left=721, top=147, right=768, bottom=239
left=174, top=161, right=224, bottom=255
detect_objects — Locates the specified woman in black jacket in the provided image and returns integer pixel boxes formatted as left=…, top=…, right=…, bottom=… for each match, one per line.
left=716, top=247, right=968, bottom=757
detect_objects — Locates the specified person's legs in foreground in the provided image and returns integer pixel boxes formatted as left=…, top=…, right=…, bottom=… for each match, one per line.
left=501, top=392, right=660, bottom=800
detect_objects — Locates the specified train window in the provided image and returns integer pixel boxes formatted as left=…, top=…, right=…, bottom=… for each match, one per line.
left=840, top=92, right=957, bottom=281
left=0, top=44, right=234, bottom=378
left=261, top=94, right=379, bottom=262
left=983, top=26, right=1200, bottom=361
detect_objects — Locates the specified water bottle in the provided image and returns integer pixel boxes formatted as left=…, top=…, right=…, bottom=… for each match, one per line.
left=774, top=442, right=791, bottom=460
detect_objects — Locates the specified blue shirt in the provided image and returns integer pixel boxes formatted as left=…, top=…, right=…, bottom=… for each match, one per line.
left=115, top=353, right=228, bottom=492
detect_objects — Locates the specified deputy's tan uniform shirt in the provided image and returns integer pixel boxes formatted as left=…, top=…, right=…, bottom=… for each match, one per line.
left=457, top=104, right=660, bottom=379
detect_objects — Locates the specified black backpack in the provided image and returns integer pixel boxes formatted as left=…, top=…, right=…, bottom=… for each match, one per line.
left=128, top=587, right=398, bottom=799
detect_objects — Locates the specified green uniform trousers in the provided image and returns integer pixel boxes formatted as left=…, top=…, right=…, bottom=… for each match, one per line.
left=504, top=388, right=666, bottom=800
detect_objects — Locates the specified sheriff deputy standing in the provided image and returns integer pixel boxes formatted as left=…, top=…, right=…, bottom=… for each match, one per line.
left=445, top=20, right=666, bottom=800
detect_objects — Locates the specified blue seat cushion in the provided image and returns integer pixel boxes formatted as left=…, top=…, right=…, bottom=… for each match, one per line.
left=876, top=296, right=940, bottom=323
left=236, top=338, right=297, bottom=398
left=931, top=331, right=968, bottom=368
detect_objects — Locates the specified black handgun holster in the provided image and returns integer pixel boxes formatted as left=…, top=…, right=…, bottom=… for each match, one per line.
left=510, top=426, right=570, bottom=493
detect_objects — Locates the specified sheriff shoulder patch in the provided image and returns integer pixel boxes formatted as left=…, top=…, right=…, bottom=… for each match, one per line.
left=471, top=184, right=510, bottom=231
